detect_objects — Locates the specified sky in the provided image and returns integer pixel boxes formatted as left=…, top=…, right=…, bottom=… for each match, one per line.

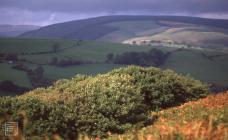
left=1, top=0, right=228, bottom=26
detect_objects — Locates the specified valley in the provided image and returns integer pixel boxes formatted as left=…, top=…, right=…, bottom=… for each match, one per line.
left=1, top=15, right=228, bottom=139
left=0, top=37, right=228, bottom=95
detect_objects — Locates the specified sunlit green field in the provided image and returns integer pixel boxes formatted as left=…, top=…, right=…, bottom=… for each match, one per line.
left=0, top=63, right=31, bottom=87
left=0, top=38, right=76, bottom=53
left=162, top=50, right=228, bottom=85
left=43, top=63, right=123, bottom=80
left=98, top=20, right=166, bottom=42
left=0, top=38, right=228, bottom=95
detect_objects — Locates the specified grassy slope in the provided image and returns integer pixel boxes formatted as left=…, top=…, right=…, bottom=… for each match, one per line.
left=0, top=63, right=31, bottom=87
left=0, top=38, right=228, bottom=91
left=108, top=91, right=228, bottom=140
left=43, top=63, right=123, bottom=80
left=0, top=38, right=157, bottom=88
left=20, top=16, right=228, bottom=41
left=123, top=27, right=228, bottom=52
left=162, top=50, right=228, bottom=85
left=150, top=28, right=228, bottom=46
left=97, top=20, right=166, bottom=42
left=0, top=38, right=157, bottom=63
left=0, top=38, right=77, bottom=53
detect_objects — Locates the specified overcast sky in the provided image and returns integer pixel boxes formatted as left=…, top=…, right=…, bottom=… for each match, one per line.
left=1, top=0, right=228, bottom=26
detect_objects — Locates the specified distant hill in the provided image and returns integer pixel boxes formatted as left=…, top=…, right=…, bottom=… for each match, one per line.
left=123, top=26, right=228, bottom=52
left=0, top=24, right=41, bottom=37
left=19, top=15, right=228, bottom=42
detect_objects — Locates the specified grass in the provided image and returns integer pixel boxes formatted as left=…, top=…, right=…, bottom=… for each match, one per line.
left=98, top=20, right=164, bottom=42
left=43, top=63, right=123, bottom=80
left=13, top=39, right=161, bottom=63
left=161, top=49, right=228, bottom=85
left=152, top=27, right=228, bottom=47
left=123, top=26, right=228, bottom=52
left=106, top=20, right=161, bottom=32
left=56, top=41, right=158, bottom=62
left=107, top=91, right=228, bottom=140
left=0, top=38, right=228, bottom=95
left=0, top=90, right=17, bottom=96
left=19, top=53, right=66, bottom=64
left=0, top=63, right=32, bottom=88
left=0, top=38, right=76, bottom=54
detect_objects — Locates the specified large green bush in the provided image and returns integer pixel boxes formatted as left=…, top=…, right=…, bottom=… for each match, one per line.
left=109, top=66, right=209, bottom=109
left=0, top=66, right=209, bottom=138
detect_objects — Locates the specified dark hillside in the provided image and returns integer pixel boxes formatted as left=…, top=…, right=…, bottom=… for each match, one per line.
left=20, top=15, right=228, bottom=40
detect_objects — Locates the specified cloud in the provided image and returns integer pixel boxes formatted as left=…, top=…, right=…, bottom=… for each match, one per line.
left=1, top=0, right=228, bottom=13
left=49, top=13, right=56, bottom=22
left=0, top=7, right=109, bottom=25
left=0, top=0, right=228, bottom=25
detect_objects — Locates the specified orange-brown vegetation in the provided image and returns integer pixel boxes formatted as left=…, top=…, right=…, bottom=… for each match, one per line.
left=109, top=91, right=228, bottom=140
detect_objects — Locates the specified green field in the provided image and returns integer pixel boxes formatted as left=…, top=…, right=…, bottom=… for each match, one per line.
left=161, top=49, right=228, bottom=85
left=0, top=38, right=157, bottom=93
left=0, top=38, right=76, bottom=53
left=2, top=38, right=162, bottom=63
left=43, top=63, right=123, bottom=80
left=0, top=63, right=31, bottom=87
left=98, top=20, right=166, bottom=42
left=0, top=38, right=228, bottom=95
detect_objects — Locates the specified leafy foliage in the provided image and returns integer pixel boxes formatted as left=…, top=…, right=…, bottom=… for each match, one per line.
left=0, top=66, right=208, bottom=138
left=109, top=91, right=228, bottom=140
left=113, top=49, right=169, bottom=67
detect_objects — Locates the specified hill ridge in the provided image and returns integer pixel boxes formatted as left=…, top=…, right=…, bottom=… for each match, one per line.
left=19, top=15, right=228, bottom=40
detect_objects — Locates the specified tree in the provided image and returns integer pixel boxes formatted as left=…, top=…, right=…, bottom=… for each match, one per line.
left=113, top=49, right=169, bottom=67
left=52, top=43, right=60, bottom=53
left=106, top=53, right=114, bottom=63
left=5, top=53, right=18, bottom=61
left=50, top=57, right=58, bottom=65
left=76, top=40, right=83, bottom=46
left=34, top=66, right=44, bottom=78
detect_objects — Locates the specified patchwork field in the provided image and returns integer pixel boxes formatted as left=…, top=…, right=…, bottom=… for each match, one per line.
left=0, top=38, right=228, bottom=95
left=123, top=26, right=228, bottom=53
left=97, top=20, right=168, bottom=42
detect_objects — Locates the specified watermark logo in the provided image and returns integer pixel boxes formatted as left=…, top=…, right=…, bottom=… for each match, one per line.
left=1, top=122, right=18, bottom=136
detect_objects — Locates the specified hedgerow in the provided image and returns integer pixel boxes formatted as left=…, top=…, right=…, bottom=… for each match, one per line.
left=0, top=66, right=209, bottom=138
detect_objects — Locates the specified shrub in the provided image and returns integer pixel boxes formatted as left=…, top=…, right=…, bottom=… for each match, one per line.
left=5, top=53, right=18, bottom=61
left=0, top=66, right=209, bottom=138
left=67, top=74, right=148, bottom=137
left=109, top=66, right=209, bottom=109
left=0, top=96, right=17, bottom=116
left=113, top=49, right=169, bottom=67
left=106, top=53, right=114, bottom=63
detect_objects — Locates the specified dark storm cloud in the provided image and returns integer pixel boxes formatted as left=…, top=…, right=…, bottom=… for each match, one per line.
left=1, top=0, right=228, bottom=13
left=0, top=0, right=228, bottom=25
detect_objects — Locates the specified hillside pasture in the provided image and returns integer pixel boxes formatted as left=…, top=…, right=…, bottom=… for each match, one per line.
left=123, top=26, right=228, bottom=52
left=0, top=38, right=228, bottom=96
left=97, top=20, right=166, bottom=42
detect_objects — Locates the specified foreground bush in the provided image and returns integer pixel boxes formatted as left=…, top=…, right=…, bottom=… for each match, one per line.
left=109, top=91, right=228, bottom=140
left=0, top=66, right=209, bottom=138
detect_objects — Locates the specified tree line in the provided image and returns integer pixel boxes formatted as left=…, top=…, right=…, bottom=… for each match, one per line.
left=106, top=48, right=170, bottom=67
